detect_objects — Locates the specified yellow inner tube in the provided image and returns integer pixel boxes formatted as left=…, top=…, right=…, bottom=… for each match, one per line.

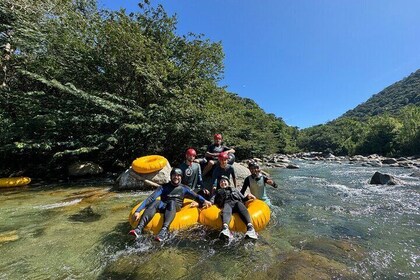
left=198, top=199, right=271, bottom=233
left=131, top=155, right=168, bottom=174
left=0, top=177, right=31, bottom=188
left=128, top=199, right=199, bottom=235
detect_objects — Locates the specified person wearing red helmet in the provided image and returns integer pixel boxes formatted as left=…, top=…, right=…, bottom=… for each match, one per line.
left=179, top=148, right=205, bottom=195
left=202, top=133, right=235, bottom=176
left=210, top=151, right=237, bottom=194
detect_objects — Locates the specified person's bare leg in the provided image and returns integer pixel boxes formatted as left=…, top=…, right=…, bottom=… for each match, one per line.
left=202, top=160, right=215, bottom=176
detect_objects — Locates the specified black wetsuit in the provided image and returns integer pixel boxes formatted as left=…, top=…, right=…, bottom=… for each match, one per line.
left=134, top=182, right=205, bottom=230
left=205, top=144, right=231, bottom=161
left=211, top=164, right=236, bottom=189
left=210, top=186, right=252, bottom=226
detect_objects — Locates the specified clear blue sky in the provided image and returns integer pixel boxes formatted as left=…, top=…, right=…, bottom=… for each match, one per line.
left=98, top=0, right=420, bottom=129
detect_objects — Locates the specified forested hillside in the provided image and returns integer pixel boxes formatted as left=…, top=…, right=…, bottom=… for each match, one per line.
left=298, top=71, right=420, bottom=156
left=0, top=0, right=298, bottom=178
left=342, top=70, right=420, bottom=119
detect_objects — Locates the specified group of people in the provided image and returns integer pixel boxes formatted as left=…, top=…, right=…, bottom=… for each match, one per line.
left=129, top=133, right=278, bottom=242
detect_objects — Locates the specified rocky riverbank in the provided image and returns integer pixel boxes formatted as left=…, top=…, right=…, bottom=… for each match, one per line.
left=244, top=152, right=420, bottom=171
left=112, top=152, right=419, bottom=191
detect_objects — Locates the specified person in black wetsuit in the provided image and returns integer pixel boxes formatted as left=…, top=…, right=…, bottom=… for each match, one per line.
left=202, top=133, right=235, bottom=176
left=129, top=168, right=212, bottom=242
left=210, top=175, right=258, bottom=240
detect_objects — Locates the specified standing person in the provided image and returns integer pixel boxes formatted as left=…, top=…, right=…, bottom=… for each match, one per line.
left=202, top=133, right=235, bottom=176
left=211, top=152, right=237, bottom=194
left=129, top=168, right=212, bottom=242
left=240, top=161, right=278, bottom=207
left=210, top=175, right=258, bottom=240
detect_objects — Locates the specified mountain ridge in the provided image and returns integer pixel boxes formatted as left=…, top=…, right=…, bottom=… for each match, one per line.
left=340, top=69, right=420, bottom=120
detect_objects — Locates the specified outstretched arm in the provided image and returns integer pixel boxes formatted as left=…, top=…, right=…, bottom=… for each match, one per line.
left=134, top=186, right=163, bottom=213
left=265, top=176, right=278, bottom=188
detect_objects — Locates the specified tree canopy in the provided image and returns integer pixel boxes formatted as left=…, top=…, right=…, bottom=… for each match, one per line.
left=0, top=0, right=297, bottom=178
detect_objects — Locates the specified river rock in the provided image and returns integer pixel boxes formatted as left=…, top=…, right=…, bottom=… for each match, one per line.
left=68, top=162, right=103, bottom=176
left=114, top=163, right=171, bottom=191
left=410, top=169, right=420, bottom=177
left=268, top=250, right=354, bottom=279
left=369, top=171, right=400, bottom=185
left=136, top=161, right=171, bottom=184
left=69, top=206, right=101, bottom=222
left=232, top=162, right=251, bottom=180
left=381, top=158, right=398, bottom=164
left=286, top=163, right=299, bottom=169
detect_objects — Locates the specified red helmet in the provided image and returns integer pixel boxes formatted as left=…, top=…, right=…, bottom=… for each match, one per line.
left=218, top=151, right=229, bottom=161
left=214, top=133, right=222, bottom=140
left=185, top=148, right=197, bottom=157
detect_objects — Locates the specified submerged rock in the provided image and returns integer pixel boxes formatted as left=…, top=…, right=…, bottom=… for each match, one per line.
left=267, top=250, right=355, bottom=279
left=410, top=170, right=420, bottom=177
left=0, top=230, right=19, bottom=244
left=69, top=206, right=101, bottom=222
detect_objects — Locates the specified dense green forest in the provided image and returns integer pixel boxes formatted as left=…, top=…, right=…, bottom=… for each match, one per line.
left=298, top=70, right=420, bottom=156
left=0, top=0, right=298, bottom=178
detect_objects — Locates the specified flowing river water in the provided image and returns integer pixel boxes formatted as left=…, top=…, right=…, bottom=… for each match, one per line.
left=0, top=161, right=418, bottom=279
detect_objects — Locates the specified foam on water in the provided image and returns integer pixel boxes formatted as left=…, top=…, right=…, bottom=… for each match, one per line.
left=34, top=198, right=82, bottom=210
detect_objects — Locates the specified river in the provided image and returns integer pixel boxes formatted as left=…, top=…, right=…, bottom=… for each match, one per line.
left=0, top=161, right=418, bottom=279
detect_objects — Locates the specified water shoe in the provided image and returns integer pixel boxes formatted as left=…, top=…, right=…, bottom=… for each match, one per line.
left=155, top=227, right=168, bottom=242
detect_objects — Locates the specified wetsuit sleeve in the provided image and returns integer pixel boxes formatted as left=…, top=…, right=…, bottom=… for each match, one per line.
left=235, top=188, right=248, bottom=202
left=134, top=186, right=163, bottom=213
left=240, top=177, right=250, bottom=195
left=263, top=175, right=278, bottom=188
left=184, top=186, right=205, bottom=204
left=231, top=167, right=236, bottom=180
left=263, top=175, right=269, bottom=184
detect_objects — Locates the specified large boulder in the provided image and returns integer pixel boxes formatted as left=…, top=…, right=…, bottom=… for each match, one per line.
left=369, top=171, right=401, bottom=185
left=114, top=162, right=171, bottom=191
left=114, top=168, right=146, bottom=190
left=232, top=162, right=251, bottom=181
left=135, top=161, right=172, bottom=185
left=381, top=158, right=398, bottom=164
